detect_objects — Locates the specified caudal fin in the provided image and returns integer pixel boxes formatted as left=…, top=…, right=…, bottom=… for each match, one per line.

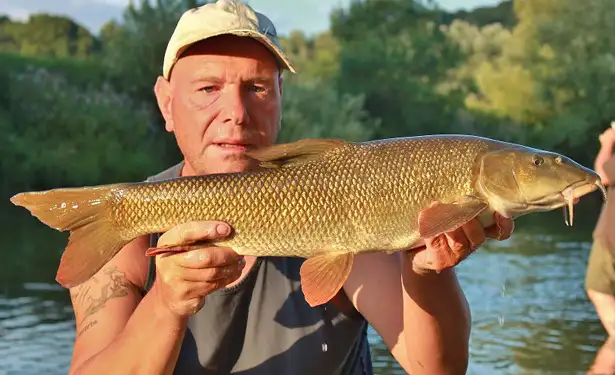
left=10, top=184, right=131, bottom=288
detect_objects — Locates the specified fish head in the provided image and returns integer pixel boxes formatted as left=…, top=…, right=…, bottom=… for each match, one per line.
left=477, top=146, right=606, bottom=224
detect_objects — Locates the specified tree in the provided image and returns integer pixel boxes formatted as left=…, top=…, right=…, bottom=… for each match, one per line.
left=279, top=80, right=379, bottom=143
left=516, top=0, right=615, bottom=151
left=278, top=30, right=340, bottom=83
left=330, top=0, right=464, bottom=137
left=444, top=0, right=615, bottom=162
left=1, top=13, right=99, bottom=58
left=443, top=0, right=516, bottom=29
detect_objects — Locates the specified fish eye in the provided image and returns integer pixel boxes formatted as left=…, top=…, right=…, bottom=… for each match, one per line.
left=532, top=155, right=544, bottom=167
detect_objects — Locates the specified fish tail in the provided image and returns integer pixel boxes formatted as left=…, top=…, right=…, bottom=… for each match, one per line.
left=10, top=184, right=131, bottom=289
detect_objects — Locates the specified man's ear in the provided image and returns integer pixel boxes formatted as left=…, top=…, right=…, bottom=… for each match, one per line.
left=278, top=72, right=284, bottom=97
left=154, top=76, right=174, bottom=132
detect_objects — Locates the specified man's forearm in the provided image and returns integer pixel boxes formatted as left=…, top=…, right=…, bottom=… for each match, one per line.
left=595, top=142, right=613, bottom=184
left=401, top=257, right=471, bottom=375
left=71, top=283, right=188, bottom=375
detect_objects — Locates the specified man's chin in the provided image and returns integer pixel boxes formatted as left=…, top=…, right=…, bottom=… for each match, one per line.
left=192, top=156, right=257, bottom=176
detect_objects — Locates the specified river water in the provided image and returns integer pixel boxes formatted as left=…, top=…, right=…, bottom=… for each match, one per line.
left=0, top=196, right=608, bottom=374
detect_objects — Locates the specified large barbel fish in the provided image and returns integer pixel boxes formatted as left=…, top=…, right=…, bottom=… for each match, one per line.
left=10, top=135, right=606, bottom=307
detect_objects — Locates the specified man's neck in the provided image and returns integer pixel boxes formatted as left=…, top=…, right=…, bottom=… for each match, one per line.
left=180, top=161, right=197, bottom=177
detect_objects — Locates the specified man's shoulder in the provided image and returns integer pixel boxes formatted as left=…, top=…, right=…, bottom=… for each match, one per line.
left=146, top=161, right=184, bottom=183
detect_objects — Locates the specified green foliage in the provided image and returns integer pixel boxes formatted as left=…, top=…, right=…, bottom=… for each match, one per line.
left=518, top=0, right=615, bottom=150
left=278, top=31, right=340, bottom=83
left=440, top=0, right=615, bottom=164
left=0, top=51, right=109, bottom=88
left=331, top=0, right=464, bottom=137
left=0, top=13, right=100, bottom=58
left=102, top=0, right=185, bottom=100
left=0, top=60, right=164, bottom=193
left=442, top=0, right=516, bottom=28
left=279, top=80, right=380, bottom=143
left=100, top=0, right=215, bottom=162
left=3, top=0, right=615, bottom=191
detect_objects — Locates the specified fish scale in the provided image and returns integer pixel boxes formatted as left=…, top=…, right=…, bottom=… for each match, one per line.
left=9, top=134, right=604, bottom=306
left=106, top=137, right=490, bottom=259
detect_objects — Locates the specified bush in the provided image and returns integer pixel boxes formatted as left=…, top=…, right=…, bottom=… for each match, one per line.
left=279, top=78, right=380, bottom=143
left=0, top=62, right=165, bottom=193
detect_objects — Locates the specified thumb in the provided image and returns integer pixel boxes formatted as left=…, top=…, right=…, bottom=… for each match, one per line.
left=157, top=221, right=231, bottom=247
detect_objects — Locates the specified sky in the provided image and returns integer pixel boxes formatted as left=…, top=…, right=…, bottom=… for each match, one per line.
left=0, top=0, right=503, bottom=36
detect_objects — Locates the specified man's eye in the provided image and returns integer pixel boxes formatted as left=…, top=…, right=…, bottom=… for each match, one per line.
left=251, top=85, right=265, bottom=93
left=200, top=86, right=216, bottom=93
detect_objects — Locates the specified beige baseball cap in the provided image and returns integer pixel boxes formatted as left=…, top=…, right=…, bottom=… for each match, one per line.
left=162, top=0, right=296, bottom=79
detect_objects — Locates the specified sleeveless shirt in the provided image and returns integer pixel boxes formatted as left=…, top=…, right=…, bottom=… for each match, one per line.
left=142, top=162, right=375, bottom=375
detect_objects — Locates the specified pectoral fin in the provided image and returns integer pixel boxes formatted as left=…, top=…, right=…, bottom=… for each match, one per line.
left=145, top=239, right=207, bottom=257
left=418, top=197, right=489, bottom=238
left=300, top=252, right=354, bottom=307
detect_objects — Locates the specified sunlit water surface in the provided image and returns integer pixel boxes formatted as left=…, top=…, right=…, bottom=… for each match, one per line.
left=0, top=200, right=607, bottom=374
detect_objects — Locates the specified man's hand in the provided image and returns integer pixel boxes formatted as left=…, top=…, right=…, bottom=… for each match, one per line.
left=410, top=212, right=514, bottom=274
left=152, top=221, right=245, bottom=318
left=599, top=126, right=615, bottom=146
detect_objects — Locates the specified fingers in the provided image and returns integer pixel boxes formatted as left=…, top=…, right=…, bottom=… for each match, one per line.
left=412, top=218, right=485, bottom=272
left=485, top=212, right=514, bottom=240
left=409, top=246, right=436, bottom=272
left=411, top=213, right=515, bottom=273
left=153, top=221, right=245, bottom=318
left=175, top=246, right=244, bottom=269
left=443, top=226, right=469, bottom=252
left=156, top=250, right=246, bottom=305
left=157, top=221, right=231, bottom=247
left=179, top=258, right=246, bottom=282
left=167, top=276, right=241, bottom=302
left=453, top=218, right=485, bottom=251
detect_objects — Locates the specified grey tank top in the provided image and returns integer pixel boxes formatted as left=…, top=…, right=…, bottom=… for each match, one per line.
left=143, top=162, right=374, bottom=375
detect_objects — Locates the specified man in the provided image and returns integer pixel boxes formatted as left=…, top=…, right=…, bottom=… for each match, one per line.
left=66, top=1, right=514, bottom=374
left=586, top=123, right=615, bottom=375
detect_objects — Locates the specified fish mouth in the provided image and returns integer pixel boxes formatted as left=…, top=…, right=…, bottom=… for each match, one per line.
left=560, top=179, right=607, bottom=226
left=527, top=179, right=607, bottom=226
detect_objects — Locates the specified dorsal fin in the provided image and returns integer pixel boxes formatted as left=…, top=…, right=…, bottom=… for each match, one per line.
left=246, top=138, right=348, bottom=168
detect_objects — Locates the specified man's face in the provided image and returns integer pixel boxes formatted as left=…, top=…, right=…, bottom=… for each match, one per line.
left=155, top=35, right=283, bottom=176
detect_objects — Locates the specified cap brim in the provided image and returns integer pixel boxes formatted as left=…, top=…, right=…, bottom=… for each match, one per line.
left=168, top=29, right=297, bottom=78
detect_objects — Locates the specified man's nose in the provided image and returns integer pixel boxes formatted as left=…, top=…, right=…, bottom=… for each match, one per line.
left=220, top=87, right=248, bottom=125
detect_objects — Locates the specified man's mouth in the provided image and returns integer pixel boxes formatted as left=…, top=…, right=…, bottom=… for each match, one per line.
left=213, top=142, right=250, bottom=151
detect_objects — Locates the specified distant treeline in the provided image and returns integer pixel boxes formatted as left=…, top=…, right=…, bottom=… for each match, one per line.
left=2, top=0, right=614, bottom=195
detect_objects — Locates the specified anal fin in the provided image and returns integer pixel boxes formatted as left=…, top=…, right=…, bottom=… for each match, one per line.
left=300, top=252, right=354, bottom=307
left=418, top=196, right=488, bottom=238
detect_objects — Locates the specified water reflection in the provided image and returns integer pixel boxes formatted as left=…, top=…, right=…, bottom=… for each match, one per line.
left=0, top=199, right=608, bottom=374
left=0, top=284, right=75, bottom=375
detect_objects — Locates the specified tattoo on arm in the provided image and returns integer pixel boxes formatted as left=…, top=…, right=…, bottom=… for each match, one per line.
left=76, top=320, right=98, bottom=338
left=71, top=265, right=134, bottom=325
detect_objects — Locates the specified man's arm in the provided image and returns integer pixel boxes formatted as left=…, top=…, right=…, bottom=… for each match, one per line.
left=68, top=236, right=188, bottom=375
left=596, top=127, right=615, bottom=185
left=67, top=221, right=243, bottom=375
left=343, top=252, right=413, bottom=371
left=344, top=213, right=513, bottom=375
left=399, top=260, right=471, bottom=374
left=343, top=253, right=470, bottom=374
